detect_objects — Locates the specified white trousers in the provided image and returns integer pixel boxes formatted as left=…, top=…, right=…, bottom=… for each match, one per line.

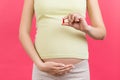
left=32, top=59, right=90, bottom=80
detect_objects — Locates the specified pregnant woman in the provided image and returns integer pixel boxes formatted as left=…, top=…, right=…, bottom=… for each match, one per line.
left=19, top=0, right=106, bottom=80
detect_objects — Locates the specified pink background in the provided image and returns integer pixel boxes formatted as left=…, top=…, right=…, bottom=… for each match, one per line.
left=0, top=0, right=120, bottom=80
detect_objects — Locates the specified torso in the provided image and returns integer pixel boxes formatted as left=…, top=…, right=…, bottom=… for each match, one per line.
left=42, top=58, right=85, bottom=65
left=34, top=0, right=88, bottom=64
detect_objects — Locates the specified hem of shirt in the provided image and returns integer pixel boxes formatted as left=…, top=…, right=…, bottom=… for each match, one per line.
left=39, top=53, right=89, bottom=60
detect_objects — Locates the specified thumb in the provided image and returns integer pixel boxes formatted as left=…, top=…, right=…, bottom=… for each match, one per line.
left=54, top=63, right=65, bottom=67
left=62, top=22, right=70, bottom=26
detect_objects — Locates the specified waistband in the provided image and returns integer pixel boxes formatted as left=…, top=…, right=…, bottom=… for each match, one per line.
left=73, top=59, right=88, bottom=68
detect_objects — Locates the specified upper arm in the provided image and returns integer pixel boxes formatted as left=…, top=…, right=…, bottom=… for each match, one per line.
left=87, top=0, right=105, bottom=28
left=19, top=0, right=34, bottom=34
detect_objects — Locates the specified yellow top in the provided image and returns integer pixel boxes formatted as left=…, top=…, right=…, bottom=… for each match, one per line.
left=34, top=0, right=89, bottom=59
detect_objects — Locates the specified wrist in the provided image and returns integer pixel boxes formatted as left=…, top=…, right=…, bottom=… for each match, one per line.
left=84, top=25, right=92, bottom=34
left=35, top=61, right=45, bottom=70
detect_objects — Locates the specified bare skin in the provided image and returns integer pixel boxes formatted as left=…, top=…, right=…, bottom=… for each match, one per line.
left=19, top=0, right=106, bottom=76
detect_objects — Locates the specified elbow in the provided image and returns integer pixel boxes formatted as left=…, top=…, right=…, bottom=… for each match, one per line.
left=19, top=30, right=26, bottom=42
left=18, top=29, right=30, bottom=41
left=94, top=35, right=105, bottom=40
left=96, top=27, right=106, bottom=40
left=100, top=26, right=106, bottom=40
left=19, top=28, right=30, bottom=42
left=99, top=34, right=106, bottom=40
left=101, top=33, right=106, bottom=40
left=94, top=34, right=106, bottom=40
left=90, top=23, right=107, bottom=40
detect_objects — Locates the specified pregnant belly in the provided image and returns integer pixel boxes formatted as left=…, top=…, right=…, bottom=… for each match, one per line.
left=42, top=58, right=85, bottom=65
left=35, top=23, right=88, bottom=64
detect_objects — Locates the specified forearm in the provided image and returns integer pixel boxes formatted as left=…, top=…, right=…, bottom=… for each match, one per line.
left=86, top=25, right=106, bottom=40
left=19, top=32, right=44, bottom=67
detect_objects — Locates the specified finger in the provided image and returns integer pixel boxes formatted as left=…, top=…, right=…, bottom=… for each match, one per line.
left=62, top=22, right=70, bottom=26
left=59, top=67, right=73, bottom=72
left=70, top=14, right=74, bottom=23
left=57, top=67, right=73, bottom=75
left=60, top=64, right=74, bottom=70
left=66, top=64, right=75, bottom=68
left=68, top=14, right=72, bottom=22
left=57, top=64, right=74, bottom=72
left=52, top=65, right=74, bottom=76
left=63, top=16, right=68, bottom=19
left=62, top=16, right=68, bottom=23
left=52, top=63, right=74, bottom=70
left=52, top=66, right=64, bottom=70
left=68, top=14, right=73, bottom=25
left=62, top=19, right=71, bottom=26
left=49, top=72, right=59, bottom=76
left=71, top=14, right=75, bottom=23
left=58, top=64, right=73, bottom=70
left=54, top=63, right=65, bottom=67
left=75, top=16, right=80, bottom=23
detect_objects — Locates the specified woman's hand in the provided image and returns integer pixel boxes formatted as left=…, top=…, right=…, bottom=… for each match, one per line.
left=38, top=61, right=74, bottom=76
left=62, top=13, right=90, bottom=33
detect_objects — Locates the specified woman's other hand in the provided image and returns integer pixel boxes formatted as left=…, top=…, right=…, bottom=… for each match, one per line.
left=62, top=13, right=90, bottom=33
left=37, top=61, right=74, bottom=76
left=62, top=11, right=106, bottom=40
